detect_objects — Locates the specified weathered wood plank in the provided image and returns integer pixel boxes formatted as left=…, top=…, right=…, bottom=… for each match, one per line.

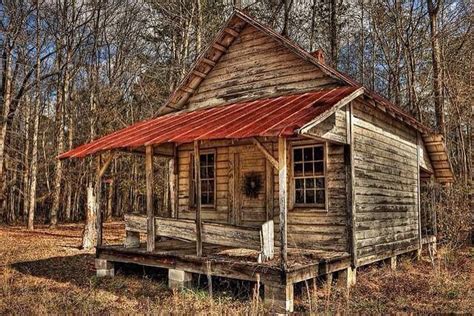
left=145, top=145, right=155, bottom=252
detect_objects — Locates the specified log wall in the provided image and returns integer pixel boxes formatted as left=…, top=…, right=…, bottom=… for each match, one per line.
left=352, top=100, right=420, bottom=266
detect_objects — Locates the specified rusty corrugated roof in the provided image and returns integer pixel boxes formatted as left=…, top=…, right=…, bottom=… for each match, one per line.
left=58, top=87, right=358, bottom=159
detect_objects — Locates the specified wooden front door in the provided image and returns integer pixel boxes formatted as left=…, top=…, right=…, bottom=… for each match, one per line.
left=228, top=144, right=274, bottom=227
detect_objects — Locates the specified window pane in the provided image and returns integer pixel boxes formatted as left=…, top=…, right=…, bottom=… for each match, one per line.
left=295, top=190, right=304, bottom=203
left=200, top=154, right=207, bottom=165
left=201, top=180, right=208, bottom=192
left=295, top=178, right=304, bottom=189
left=201, top=193, right=208, bottom=205
left=200, top=166, right=206, bottom=178
left=294, top=163, right=303, bottom=176
left=314, top=147, right=323, bottom=160
left=306, top=189, right=315, bottom=204
left=314, top=161, right=324, bottom=174
left=208, top=166, right=214, bottom=178
left=316, top=190, right=325, bottom=204
left=294, top=148, right=302, bottom=162
left=305, top=178, right=314, bottom=189
left=304, top=147, right=313, bottom=161
left=208, top=154, right=214, bottom=163
left=304, top=162, right=314, bottom=176
left=208, top=191, right=214, bottom=204
left=209, top=180, right=214, bottom=193
left=316, top=178, right=325, bottom=188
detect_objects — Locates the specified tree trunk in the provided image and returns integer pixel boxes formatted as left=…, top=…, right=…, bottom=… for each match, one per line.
left=28, top=17, right=41, bottom=229
left=82, top=185, right=97, bottom=249
left=0, top=48, right=13, bottom=218
left=427, top=0, right=445, bottom=136
left=22, top=101, right=31, bottom=221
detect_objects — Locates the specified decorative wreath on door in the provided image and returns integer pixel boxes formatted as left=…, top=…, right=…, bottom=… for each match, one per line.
left=242, top=172, right=262, bottom=198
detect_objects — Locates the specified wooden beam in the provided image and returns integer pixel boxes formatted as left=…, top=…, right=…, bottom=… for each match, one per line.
left=192, top=70, right=207, bottom=78
left=98, top=152, right=115, bottom=178
left=265, top=158, right=274, bottom=221
left=416, top=133, right=422, bottom=252
left=212, top=42, right=227, bottom=52
left=202, top=58, right=216, bottom=67
left=145, top=145, right=155, bottom=252
left=348, top=103, right=357, bottom=267
left=298, top=87, right=364, bottom=134
left=181, top=86, right=195, bottom=94
left=252, top=137, right=278, bottom=169
left=224, top=27, right=239, bottom=37
left=194, top=140, right=203, bottom=256
left=278, top=137, right=288, bottom=270
left=169, top=145, right=178, bottom=218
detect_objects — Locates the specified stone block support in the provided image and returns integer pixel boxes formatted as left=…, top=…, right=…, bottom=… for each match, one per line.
left=95, top=259, right=114, bottom=277
left=124, top=231, right=140, bottom=248
left=389, top=256, right=397, bottom=270
left=264, top=283, right=294, bottom=313
left=338, top=266, right=356, bottom=288
left=168, top=269, right=193, bottom=290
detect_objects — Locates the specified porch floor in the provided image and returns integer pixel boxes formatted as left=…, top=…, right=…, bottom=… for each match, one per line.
left=97, top=239, right=350, bottom=285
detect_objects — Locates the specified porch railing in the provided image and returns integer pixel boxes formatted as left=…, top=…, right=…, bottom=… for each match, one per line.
left=123, top=214, right=274, bottom=261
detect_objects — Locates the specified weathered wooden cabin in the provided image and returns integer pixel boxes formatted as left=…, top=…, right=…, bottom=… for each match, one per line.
left=59, top=10, right=454, bottom=313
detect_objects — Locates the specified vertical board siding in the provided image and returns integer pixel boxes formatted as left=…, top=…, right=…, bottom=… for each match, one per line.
left=186, top=25, right=339, bottom=110
left=352, top=101, right=419, bottom=266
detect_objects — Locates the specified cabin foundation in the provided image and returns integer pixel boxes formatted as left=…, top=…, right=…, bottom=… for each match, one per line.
left=388, top=256, right=397, bottom=270
left=168, top=269, right=193, bottom=290
left=264, top=283, right=294, bottom=313
left=337, top=266, right=356, bottom=288
left=95, top=259, right=114, bottom=277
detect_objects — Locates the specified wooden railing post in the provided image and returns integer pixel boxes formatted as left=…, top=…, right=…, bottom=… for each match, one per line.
left=194, top=140, right=203, bottom=256
left=278, top=137, right=288, bottom=270
left=261, top=220, right=274, bottom=261
left=146, top=145, right=155, bottom=252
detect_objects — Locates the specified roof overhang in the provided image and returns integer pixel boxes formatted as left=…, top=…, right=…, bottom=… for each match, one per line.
left=58, top=87, right=359, bottom=159
left=422, top=134, right=455, bottom=184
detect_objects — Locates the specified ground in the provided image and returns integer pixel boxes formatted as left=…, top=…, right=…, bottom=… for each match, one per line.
left=1, top=222, right=472, bottom=314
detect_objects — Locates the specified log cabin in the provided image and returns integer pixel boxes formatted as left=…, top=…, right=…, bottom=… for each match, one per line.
left=59, top=10, right=454, bottom=313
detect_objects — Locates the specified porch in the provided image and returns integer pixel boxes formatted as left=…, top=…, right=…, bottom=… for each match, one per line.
left=95, top=213, right=351, bottom=313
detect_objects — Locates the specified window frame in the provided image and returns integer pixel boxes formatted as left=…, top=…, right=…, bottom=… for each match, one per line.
left=291, top=142, right=328, bottom=210
left=189, top=149, right=217, bottom=209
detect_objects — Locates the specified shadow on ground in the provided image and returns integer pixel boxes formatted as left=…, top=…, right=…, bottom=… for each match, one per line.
left=11, top=253, right=255, bottom=300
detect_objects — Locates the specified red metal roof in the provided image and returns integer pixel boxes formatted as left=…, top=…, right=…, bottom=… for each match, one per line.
left=59, top=87, right=359, bottom=159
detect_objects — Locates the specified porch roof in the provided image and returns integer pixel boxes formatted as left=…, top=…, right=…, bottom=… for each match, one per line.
left=59, top=86, right=359, bottom=159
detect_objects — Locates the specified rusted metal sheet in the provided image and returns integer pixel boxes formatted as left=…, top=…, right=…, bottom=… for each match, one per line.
left=59, top=87, right=358, bottom=159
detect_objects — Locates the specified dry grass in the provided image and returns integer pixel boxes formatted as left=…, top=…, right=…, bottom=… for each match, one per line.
left=1, top=222, right=472, bottom=314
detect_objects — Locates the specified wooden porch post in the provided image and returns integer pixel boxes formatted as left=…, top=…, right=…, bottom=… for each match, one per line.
left=169, top=145, right=178, bottom=218
left=278, top=136, right=288, bottom=270
left=95, top=152, right=116, bottom=247
left=194, top=140, right=203, bottom=256
left=146, top=145, right=155, bottom=252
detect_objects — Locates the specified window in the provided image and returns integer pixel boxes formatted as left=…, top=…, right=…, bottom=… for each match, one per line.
left=293, top=145, right=326, bottom=207
left=190, top=152, right=215, bottom=207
